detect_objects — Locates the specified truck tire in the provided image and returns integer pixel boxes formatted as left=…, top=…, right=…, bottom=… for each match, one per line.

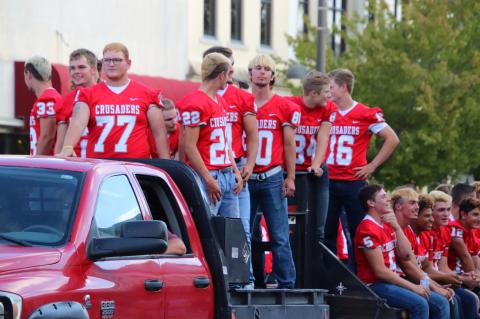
left=27, top=301, right=89, bottom=319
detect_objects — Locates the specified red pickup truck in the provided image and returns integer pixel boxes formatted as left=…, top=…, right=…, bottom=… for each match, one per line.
left=0, top=156, right=329, bottom=319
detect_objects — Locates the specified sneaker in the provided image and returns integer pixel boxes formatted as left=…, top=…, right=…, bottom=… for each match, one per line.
left=265, top=274, right=278, bottom=289
left=243, top=283, right=255, bottom=290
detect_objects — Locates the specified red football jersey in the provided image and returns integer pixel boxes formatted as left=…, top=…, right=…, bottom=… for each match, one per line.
left=284, top=96, right=336, bottom=171
left=219, top=85, right=256, bottom=159
left=149, top=123, right=180, bottom=159
left=29, top=88, right=63, bottom=155
left=59, top=89, right=89, bottom=158
left=419, top=231, right=434, bottom=262
left=423, top=227, right=450, bottom=271
left=448, top=220, right=480, bottom=273
left=254, top=95, right=301, bottom=173
left=76, top=80, right=159, bottom=158
left=178, top=90, right=231, bottom=170
left=337, top=219, right=349, bottom=260
left=326, top=102, right=387, bottom=180
left=403, top=226, right=428, bottom=268
left=354, top=215, right=398, bottom=284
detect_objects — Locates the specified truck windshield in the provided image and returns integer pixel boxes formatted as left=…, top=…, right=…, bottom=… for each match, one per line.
left=0, top=167, right=84, bottom=246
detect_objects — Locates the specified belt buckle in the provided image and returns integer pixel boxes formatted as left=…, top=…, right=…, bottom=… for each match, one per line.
left=256, top=173, right=267, bottom=181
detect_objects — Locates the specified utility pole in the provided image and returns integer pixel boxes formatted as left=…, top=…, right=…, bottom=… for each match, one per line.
left=317, top=0, right=328, bottom=72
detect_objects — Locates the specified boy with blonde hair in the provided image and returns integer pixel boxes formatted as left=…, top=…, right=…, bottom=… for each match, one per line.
left=248, top=54, right=299, bottom=288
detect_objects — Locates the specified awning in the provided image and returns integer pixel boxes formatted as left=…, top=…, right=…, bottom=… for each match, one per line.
left=129, top=74, right=200, bottom=103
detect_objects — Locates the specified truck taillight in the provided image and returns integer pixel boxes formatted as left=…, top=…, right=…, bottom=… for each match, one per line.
left=231, top=309, right=237, bottom=319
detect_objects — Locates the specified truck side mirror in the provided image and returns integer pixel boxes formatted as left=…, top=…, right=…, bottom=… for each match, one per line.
left=87, top=220, right=168, bottom=260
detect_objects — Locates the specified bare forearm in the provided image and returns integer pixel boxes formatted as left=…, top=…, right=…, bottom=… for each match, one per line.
left=148, top=106, right=170, bottom=159
left=370, top=127, right=399, bottom=168
left=394, top=228, right=413, bottom=261
left=244, top=115, right=258, bottom=167
left=228, top=149, right=240, bottom=175
left=178, top=126, right=186, bottom=162
left=165, top=238, right=186, bottom=255
left=37, top=133, right=55, bottom=155
left=397, top=259, right=424, bottom=283
left=63, top=102, right=89, bottom=149
left=427, top=270, right=453, bottom=284
left=438, top=257, right=453, bottom=273
left=54, top=123, right=68, bottom=154
left=473, top=255, right=480, bottom=271
left=184, top=144, right=211, bottom=181
left=63, top=119, right=85, bottom=148
left=452, top=239, right=475, bottom=272
left=375, top=267, right=417, bottom=291
left=37, top=117, right=56, bottom=155
left=153, top=131, right=170, bottom=159
left=283, top=128, right=296, bottom=179
left=311, top=125, right=330, bottom=167
left=246, top=138, right=258, bottom=167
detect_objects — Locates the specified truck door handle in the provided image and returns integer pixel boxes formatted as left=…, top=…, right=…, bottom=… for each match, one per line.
left=144, top=279, right=164, bottom=292
left=194, top=276, right=210, bottom=288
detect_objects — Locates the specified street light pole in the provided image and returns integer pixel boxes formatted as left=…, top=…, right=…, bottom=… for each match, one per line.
left=317, top=0, right=328, bottom=72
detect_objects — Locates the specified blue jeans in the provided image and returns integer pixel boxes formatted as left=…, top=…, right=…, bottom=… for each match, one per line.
left=369, top=282, right=429, bottom=319
left=455, top=287, right=479, bottom=319
left=236, top=158, right=254, bottom=283
left=249, top=169, right=296, bottom=288
left=202, top=168, right=239, bottom=217
left=294, top=164, right=329, bottom=243
left=325, top=179, right=367, bottom=271
left=427, top=291, right=451, bottom=319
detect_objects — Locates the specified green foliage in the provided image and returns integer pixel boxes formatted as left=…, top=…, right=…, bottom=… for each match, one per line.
left=279, top=0, right=480, bottom=188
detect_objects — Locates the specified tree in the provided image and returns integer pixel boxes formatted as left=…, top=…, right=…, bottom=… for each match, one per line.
left=277, top=0, right=480, bottom=188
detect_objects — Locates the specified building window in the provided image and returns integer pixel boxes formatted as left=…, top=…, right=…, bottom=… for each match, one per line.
left=384, top=0, right=402, bottom=19
left=231, top=0, right=242, bottom=41
left=327, top=0, right=346, bottom=55
left=204, top=0, right=216, bottom=37
left=298, top=0, right=309, bottom=34
left=260, top=0, right=272, bottom=46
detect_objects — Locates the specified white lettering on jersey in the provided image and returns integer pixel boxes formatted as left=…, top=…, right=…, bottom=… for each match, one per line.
left=36, top=102, right=55, bottom=116
left=94, top=115, right=136, bottom=153
left=30, top=126, right=37, bottom=155
left=209, top=128, right=231, bottom=165
left=226, top=112, right=239, bottom=123
left=291, top=111, right=301, bottom=125
left=326, top=135, right=354, bottom=166
left=95, top=104, right=140, bottom=115
left=451, top=227, right=463, bottom=238
left=182, top=111, right=201, bottom=125
left=295, top=135, right=316, bottom=165
left=330, top=125, right=360, bottom=136
left=256, top=130, right=274, bottom=166
left=258, top=119, right=277, bottom=129
left=296, top=125, right=320, bottom=135
left=209, top=116, right=227, bottom=128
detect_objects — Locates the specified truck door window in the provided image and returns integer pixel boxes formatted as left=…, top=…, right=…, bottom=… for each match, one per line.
left=92, top=175, right=143, bottom=238
left=136, top=174, right=191, bottom=253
